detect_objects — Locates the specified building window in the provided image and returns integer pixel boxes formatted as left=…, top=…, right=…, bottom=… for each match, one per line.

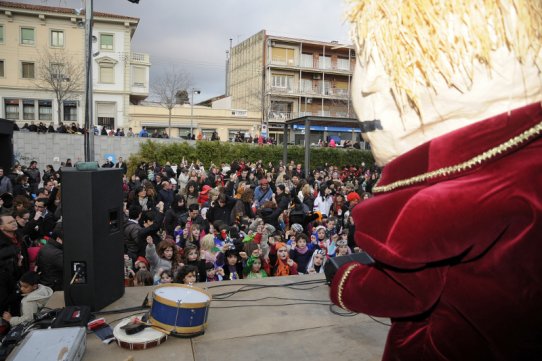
left=132, top=66, right=146, bottom=87
left=99, top=64, right=114, bottom=83
left=51, top=30, right=64, bottom=47
left=4, top=99, right=20, bottom=120
left=0, top=60, right=4, bottom=78
left=319, top=56, right=331, bottom=70
left=96, top=102, right=116, bottom=129
left=38, top=100, right=53, bottom=121
left=0, top=25, right=4, bottom=43
left=271, top=74, right=293, bottom=89
left=23, top=100, right=35, bottom=120
left=100, top=34, right=114, bottom=51
left=337, top=58, right=350, bottom=71
left=228, top=129, right=248, bottom=141
left=301, top=54, right=313, bottom=68
left=21, top=62, right=35, bottom=79
left=21, top=27, right=35, bottom=45
left=63, top=101, right=78, bottom=121
left=271, top=47, right=295, bottom=65
left=201, top=129, right=216, bottom=140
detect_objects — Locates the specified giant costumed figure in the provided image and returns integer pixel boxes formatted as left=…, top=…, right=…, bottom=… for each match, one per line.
left=328, top=1, right=542, bottom=360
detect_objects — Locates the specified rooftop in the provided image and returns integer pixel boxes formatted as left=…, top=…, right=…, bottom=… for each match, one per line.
left=0, top=0, right=139, bottom=22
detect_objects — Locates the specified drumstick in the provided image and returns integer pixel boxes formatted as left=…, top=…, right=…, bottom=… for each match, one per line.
left=133, top=320, right=171, bottom=336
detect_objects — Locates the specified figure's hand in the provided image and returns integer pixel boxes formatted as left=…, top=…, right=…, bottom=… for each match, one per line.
left=287, top=259, right=294, bottom=267
left=2, top=311, right=11, bottom=321
left=290, top=241, right=296, bottom=249
left=216, top=267, right=225, bottom=276
left=239, top=251, right=248, bottom=260
left=34, top=211, right=42, bottom=220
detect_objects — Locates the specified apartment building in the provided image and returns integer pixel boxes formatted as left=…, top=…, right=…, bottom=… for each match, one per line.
left=228, top=30, right=357, bottom=143
left=0, top=1, right=149, bottom=130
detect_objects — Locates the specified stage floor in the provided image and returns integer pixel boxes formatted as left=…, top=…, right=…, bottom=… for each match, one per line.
left=46, top=274, right=388, bottom=361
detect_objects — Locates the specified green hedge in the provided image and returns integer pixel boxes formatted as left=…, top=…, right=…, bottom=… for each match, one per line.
left=128, top=140, right=374, bottom=175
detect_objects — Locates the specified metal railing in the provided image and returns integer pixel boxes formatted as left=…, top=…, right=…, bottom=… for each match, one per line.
left=269, top=59, right=352, bottom=72
left=267, top=111, right=352, bottom=120
left=268, top=85, right=350, bottom=99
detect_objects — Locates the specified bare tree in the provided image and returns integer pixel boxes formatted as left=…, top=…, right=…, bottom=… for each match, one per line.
left=151, top=68, right=191, bottom=137
left=36, top=49, right=84, bottom=125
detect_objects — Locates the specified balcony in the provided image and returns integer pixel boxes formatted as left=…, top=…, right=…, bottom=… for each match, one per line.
left=268, top=84, right=350, bottom=99
left=267, top=111, right=353, bottom=121
left=269, top=59, right=353, bottom=73
left=130, top=52, right=150, bottom=64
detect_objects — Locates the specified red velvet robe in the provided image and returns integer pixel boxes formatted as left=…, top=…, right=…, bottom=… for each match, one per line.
left=330, top=103, right=542, bottom=360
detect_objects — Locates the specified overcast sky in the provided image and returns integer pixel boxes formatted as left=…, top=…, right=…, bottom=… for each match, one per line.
left=21, top=0, right=352, bottom=103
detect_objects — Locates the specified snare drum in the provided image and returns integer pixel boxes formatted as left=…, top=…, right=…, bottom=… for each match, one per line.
left=113, top=315, right=167, bottom=350
left=150, top=284, right=211, bottom=336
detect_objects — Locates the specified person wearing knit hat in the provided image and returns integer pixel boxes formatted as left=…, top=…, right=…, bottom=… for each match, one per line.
left=328, top=1, right=542, bottom=360
left=134, top=256, right=149, bottom=271
left=346, top=192, right=361, bottom=205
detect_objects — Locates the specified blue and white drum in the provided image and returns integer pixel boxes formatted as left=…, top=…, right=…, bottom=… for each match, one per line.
left=149, top=284, right=211, bottom=336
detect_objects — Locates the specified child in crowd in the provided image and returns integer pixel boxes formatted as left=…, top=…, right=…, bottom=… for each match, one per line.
left=289, top=233, right=314, bottom=274
left=134, top=256, right=149, bottom=272
left=205, top=262, right=221, bottom=282
left=185, top=223, right=203, bottom=248
left=157, top=269, right=173, bottom=284
left=174, top=265, right=198, bottom=285
left=314, top=225, right=329, bottom=253
left=134, top=269, right=154, bottom=286
left=335, top=239, right=351, bottom=257
left=216, top=246, right=244, bottom=280
left=146, top=238, right=178, bottom=279
left=199, top=234, right=219, bottom=264
left=268, top=240, right=298, bottom=276
left=181, top=243, right=206, bottom=282
left=243, top=248, right=268, bottom=279
left=307, top=249, right=327, bottom=274
left=2, top=271, right=53, bottom=326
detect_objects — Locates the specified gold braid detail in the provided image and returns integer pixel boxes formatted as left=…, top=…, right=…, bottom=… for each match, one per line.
left=373, top=120, right=542, bottom=194
left=337, top=263, right=361, bottom=311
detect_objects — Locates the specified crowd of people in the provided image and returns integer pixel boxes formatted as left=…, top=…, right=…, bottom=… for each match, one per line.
left=0, top=156, right=380, bottom=329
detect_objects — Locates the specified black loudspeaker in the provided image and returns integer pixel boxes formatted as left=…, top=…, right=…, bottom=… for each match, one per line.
left=0, top=118, right=14, bottom=172
left=61, top=168, right=124, bottom=311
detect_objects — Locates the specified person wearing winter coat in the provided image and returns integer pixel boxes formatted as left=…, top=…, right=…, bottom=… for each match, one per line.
left=2, top=271, right=53, bottom=326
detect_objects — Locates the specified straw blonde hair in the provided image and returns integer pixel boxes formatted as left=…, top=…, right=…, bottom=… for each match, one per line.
left=348, top=0, right=542, bottom=119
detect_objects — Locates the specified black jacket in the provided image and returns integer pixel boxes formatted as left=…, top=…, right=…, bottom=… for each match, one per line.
left=0, top=231, right=22, bottom=313
left=36, top=239, right=63, bottom=291
left=206, top=197, right=236, bottom=226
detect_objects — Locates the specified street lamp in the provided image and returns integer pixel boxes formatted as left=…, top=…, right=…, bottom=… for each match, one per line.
left=83, top=0, right=140, bottom=162
left=190, top=88, right=201, bottom=139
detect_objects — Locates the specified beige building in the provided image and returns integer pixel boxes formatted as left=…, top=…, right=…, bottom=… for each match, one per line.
left=0, top=0, right=150, bottom=129
left=129, top=102, right=261, bottom=141
left=228, top=30, right=358, bottom=143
